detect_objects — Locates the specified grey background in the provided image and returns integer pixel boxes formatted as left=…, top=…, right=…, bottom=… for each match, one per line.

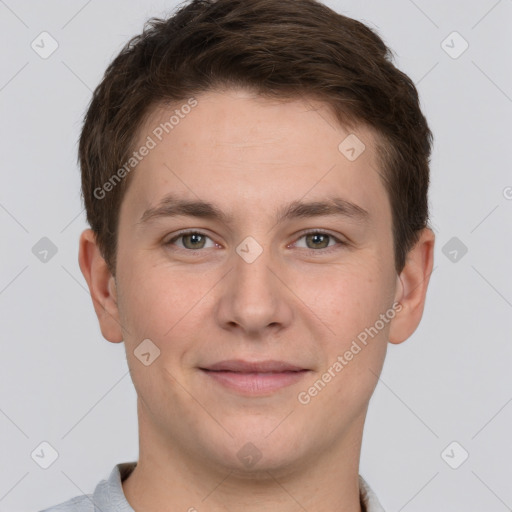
left=0, top=0, right=511, bottom=510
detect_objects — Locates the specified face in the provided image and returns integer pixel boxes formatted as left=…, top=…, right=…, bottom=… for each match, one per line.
left=99, top=88, right=406, bottom=474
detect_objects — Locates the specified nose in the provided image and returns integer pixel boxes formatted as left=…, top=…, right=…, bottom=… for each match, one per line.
left=214, top=243, right=294, bottom=338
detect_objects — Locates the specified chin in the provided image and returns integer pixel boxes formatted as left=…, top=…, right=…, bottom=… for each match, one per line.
left=199, top=424, right=311, bottom=478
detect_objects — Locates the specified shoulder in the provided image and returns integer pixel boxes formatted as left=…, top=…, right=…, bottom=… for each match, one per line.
left=359, top=474, right=386, bottom=512
left=39, top=493, right=95, bottom=512
left=38, top=462, right=136, bottom=512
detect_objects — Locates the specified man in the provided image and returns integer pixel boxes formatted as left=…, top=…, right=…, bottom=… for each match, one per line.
left=42, top=0, right=434, bottom=510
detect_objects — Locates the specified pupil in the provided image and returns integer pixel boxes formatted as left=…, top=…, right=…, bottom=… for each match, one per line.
left=185, top=233, right=204, bottom=249
left=310, top=234, right=327, bottom=248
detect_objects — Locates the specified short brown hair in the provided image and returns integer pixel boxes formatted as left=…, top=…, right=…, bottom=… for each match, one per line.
left=79, top=0, right=433, bottom=275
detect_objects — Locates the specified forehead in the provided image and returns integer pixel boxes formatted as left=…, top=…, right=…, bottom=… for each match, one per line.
left=122, top=89, right=391, bottom=228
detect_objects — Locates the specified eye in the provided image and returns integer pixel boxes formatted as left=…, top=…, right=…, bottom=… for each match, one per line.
left=164, top=229, right=346, bottom=253
left=165, top=231, right=217, bottom=250
left=293, top=230, right=345, bottom=253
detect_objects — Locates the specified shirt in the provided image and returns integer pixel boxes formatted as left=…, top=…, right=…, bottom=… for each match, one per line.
left=40, top=462, right=386, bottom=512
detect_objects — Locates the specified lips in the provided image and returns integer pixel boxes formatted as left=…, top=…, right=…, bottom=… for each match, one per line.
left=201, top=359, right=306, bottom=373
left=200, top=360, right=310, bottom=395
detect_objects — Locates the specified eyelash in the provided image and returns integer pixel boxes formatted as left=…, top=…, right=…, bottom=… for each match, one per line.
left=164, top=229, right=346, bottom=255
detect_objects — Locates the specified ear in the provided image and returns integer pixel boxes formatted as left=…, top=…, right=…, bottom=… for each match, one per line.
left=388, top=228, right=435, bottom=345
left=78, top=229, right=124, bottom=343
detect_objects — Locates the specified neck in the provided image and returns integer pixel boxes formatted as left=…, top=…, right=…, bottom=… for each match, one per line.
left=122, top=399, right=367, bottom=512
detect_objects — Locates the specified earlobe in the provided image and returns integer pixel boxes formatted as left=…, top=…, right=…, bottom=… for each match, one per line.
left=78, top=229, right=124, bottom=343
left=388, top=228, right=435, bottom=345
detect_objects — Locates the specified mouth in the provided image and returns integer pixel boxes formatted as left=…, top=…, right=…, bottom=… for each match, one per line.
left=199, top=359, right=310, bottom=395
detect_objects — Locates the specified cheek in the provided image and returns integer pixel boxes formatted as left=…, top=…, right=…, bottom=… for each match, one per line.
left=116, top=258, right=195, bottom=342
left=116, top=256, right=219, bottom=374
left=116, top=268, right=198, bottom=395
left=296, top=268, right=390, bottom=416
left=296, top=258, right=391, bottom=338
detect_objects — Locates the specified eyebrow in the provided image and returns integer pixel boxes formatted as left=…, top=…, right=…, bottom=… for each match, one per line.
left=138, top=193, right=370, bottom=227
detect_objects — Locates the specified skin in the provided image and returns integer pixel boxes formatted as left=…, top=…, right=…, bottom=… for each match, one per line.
left=79, top=88, right=434, bottom=512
